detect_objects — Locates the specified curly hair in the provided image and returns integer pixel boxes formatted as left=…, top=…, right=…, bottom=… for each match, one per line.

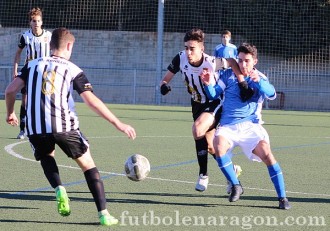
left=28, top=7, right=43, bottom=21
left=184, top=28, right=204, bottom=43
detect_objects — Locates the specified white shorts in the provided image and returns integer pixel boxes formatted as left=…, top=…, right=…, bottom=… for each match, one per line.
left=215, top=121, right=270, bottom=162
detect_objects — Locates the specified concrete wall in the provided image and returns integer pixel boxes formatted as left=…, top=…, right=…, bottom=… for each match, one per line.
left=1, top=28, right=329, bottom=111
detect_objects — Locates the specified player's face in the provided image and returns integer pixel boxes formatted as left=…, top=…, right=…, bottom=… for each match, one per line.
left=237, top=53, right=258, bottom=76
left=221, top=35, right=231, bottom=45
left=184, top=40, right=204, bottom=66
left=30, top=15, right=43, bottom=34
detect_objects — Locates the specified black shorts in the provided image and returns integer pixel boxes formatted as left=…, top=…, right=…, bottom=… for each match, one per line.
left=28, top=130, right=89, bottom=161
left=191, top=98, right=222, bottom=123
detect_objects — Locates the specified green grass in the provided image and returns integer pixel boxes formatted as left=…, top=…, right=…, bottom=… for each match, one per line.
left=0, top=100, right=329, bottom=230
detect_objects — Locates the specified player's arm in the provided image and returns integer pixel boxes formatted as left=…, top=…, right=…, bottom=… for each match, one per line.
left=254, top=77, right=276, bottom=98
left=13, top=36, right=26, bottom=78
left=200, top=69, right=223, bottom=99
left=13, top=47, right=23, bottom=78
left=159, top=54, right=180, bottom=95
left=226, top=58, right=255, bottom=101
left=5, top=77, right=25, bottom=126
left=159, top=70, right=175, bottom=95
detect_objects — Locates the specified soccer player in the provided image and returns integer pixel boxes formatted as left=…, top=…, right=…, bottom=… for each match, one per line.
left=160, top=28, right=253, bottom=192
left=13, top=7, right=52, bottom=139
left=214, top=30, right=237, bottom=59
left=5, top=27, right=137, bottom=226
left=201, top=43, right=291, bottom=209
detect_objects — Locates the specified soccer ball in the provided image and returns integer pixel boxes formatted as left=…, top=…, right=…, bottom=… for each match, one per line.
left=124, top=154, right=150, bottom=181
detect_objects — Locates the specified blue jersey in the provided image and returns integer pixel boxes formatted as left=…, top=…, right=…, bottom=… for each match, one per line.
left=204, top=69, right=276, bottom=126
left=214, top=43, right=238, bottom=59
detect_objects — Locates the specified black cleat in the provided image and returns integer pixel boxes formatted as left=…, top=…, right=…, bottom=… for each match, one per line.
left=279, top=197, right=291, bottom=210
left=229, top=184, right=244, bottom=202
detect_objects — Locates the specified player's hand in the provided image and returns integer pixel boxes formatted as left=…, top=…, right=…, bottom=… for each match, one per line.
left=160, top=83, right=171, bottom=95
left=200, top=68, right=213, bottom=86
left=121, top=124, right=136, bottom=140
left=6, top=113, right=19, bottom=126
left=249, top=69, right=260, bottom=82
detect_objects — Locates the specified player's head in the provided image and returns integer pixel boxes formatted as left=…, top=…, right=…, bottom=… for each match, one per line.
left=183, top=28, right=205, bottom=65
left=237, top=43, right=258, bottom=76
left=221, top=29, right=232, bottom=45
left=50, top=28, right=75, bottom=59
left=28, top=8, right=43, bottom=33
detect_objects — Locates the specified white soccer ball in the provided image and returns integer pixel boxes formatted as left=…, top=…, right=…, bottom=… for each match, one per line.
left=124, top=154, right=150, bottom=181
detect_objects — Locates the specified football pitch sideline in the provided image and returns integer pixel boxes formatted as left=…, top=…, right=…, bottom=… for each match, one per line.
left=0, top=101, right=329, bottom=231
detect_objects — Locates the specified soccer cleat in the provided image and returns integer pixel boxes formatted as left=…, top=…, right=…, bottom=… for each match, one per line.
left=17, top=130, right=25, bottom=139
left=279, top=197, right=291, bottom=210
left=99, top=214, right=119, bottom=226
left=56, top=187, right=71, bottom=216
left=226, top=164, right=243, bottom=194
left=195, top=174, right=209, bottom=192
left=229, top=184, right=244, bottom=202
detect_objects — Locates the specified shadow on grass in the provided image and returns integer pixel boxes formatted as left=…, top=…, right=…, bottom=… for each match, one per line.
left=1, top=190, right=329, bottom=211
left=0, top=219, right=97, bottom=226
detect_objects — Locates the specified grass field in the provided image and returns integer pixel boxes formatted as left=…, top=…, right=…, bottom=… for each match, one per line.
left=0, top=100, right=329, bottom=230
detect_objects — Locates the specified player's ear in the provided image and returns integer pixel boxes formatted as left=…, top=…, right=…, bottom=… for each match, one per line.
left=67, top=42, right=73, bottom=51
left=254, top=58, right=258, bottom=66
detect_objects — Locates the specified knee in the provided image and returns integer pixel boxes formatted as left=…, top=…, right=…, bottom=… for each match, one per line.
left=192, top=124, right=205, bottom=140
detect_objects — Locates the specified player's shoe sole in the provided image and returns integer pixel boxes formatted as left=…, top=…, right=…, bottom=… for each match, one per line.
left=100, top=214, right=119, bottom=226
left=56, top=188, right=71, bottom=216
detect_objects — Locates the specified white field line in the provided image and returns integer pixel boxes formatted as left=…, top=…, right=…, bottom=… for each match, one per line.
left=4, top=140, right=330, bottom=197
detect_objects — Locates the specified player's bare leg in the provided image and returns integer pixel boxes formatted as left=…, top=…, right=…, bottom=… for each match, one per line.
left=193, top=112, right=215, bottom=192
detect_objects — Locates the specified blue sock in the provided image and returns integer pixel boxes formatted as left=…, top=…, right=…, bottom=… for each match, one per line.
left=268, top=163, right=286, bottom=198
left=216, top=154, right=239, bottom=185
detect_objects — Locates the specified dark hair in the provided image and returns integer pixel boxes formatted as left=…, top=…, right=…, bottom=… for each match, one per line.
left=50, top=27, right=75, bottom=50
left=184, top=28, right=204, bottom=43
left=237, top=43, right=258, bottom=59
left=221, top=29, right=231, bottom=36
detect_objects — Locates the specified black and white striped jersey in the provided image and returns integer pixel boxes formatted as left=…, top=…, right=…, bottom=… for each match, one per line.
left=167, top=51, right=228, bottom=103
left=17, top=56, right=93, bottom=135
left=18, top=29, right=52, bottom=63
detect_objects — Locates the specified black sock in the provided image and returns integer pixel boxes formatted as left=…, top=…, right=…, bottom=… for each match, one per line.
left=40, top=156, right=62, bottom=189
left=19, top=105, right=26, bottom=131
left=195, top=137, right=208, bottom=175
left=84, top=167, right=106, bottom=212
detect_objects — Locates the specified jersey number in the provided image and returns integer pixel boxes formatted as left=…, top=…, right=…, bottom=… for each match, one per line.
left=42, top=70, right=56, bottom=95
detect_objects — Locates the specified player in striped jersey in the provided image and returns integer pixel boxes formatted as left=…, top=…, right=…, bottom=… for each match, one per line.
left=159, top=28, right=254, bottom=192
left=202, top=43, right=290, bottom=209
left=13, top=7, right=52, bottom=139
left=6, top=28, right=137, bottom=226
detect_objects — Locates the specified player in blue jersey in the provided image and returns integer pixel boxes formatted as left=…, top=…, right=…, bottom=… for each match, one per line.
left=6, top=28, right=137, bottom=226
left=201, top=43, right=291, bottom=209
left=159, top=28, right=253, bottom=193
left=214, top=30, right=237, bottom=59
left=13, top=7, right=52, bottom=139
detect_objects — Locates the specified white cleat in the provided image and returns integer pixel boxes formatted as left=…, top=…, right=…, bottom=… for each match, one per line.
left=17, top=131, right=25, bottom=139
left=195, top=174, right=209, bottom=192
